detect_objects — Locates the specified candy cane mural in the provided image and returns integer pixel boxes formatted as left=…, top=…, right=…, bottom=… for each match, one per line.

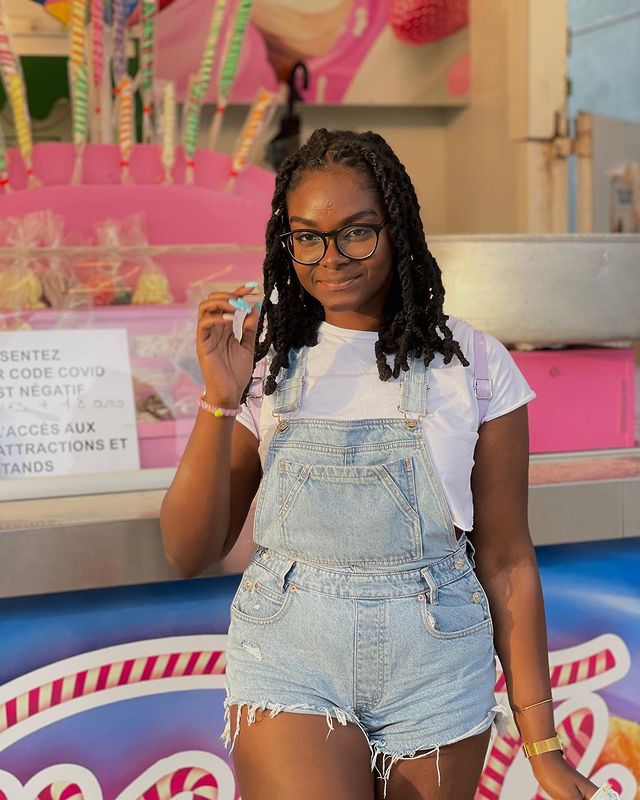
left=476, top=634, right=637, bottom=800
left=1, top=531, right=639, bottom=800
left=0, top=632, right=635, bottom=799
left=0, top=764, right=101, bottom=800
left=0, top=752, right=235, bottom=799
left=0, top=637, right=227, bottom=752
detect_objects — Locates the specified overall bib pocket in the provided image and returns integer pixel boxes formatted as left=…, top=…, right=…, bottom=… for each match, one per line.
left=420, top=568, right=493, bottom=639
left=276, top=456, right=422, bottom=565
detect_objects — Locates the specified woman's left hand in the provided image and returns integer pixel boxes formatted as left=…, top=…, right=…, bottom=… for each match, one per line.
left=531, top=752, right=600, bottom=799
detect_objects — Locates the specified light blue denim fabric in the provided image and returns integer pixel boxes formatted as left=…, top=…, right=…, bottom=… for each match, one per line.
left=222, top=346, right=508, bottom=796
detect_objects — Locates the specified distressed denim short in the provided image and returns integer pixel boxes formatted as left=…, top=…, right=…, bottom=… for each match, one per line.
left=221, top=345, right=508, bottom=796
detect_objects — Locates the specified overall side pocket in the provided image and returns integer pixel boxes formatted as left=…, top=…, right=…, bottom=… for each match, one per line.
left=420, top=569, right=493, bottom=640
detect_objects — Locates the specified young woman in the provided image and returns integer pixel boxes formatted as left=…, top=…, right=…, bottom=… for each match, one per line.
left=160, top=129, right=603, bottom=800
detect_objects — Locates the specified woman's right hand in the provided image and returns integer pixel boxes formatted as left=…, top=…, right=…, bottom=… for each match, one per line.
left=196, top=284, right=261, bottom=407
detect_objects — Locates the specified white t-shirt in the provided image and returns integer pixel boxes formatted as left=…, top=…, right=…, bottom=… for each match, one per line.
left=236, top=316, right=536, bottom=532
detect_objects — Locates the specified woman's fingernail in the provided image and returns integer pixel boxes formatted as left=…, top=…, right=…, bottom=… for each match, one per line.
left=243, top=280, right=259, bottom=288
left=230, top=297, right=252, bottom=312
left=254, top=300, right=262, bottom=310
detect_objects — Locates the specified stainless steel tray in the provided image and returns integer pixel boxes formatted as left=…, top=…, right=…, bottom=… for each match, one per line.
left=430, top=235, right=640, bottom=344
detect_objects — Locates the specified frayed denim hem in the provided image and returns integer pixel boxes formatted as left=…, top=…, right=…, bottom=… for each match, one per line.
left=221, top=698, right=510, bottom=799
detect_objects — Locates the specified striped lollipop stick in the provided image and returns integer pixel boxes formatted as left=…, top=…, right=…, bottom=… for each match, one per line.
left=227, top=86, right=277, bottom=189
left=0, top=119, right=11, bottom=192
left=69, top=0, right=87, bottom=86
left=140, top=767, right=218, bottom=800
left=7, top=72, right=36, bottom=186
left=71, top=62, right=89, bottom=183
left=112, top=0, right=126, bottom=84
left=38, top=783, right=84, bottom=800
left=493, top=641, right=618, bottom=696
left=0, top=2, right=37, bottom=186
left=0, top=6, right=18, bottom=76
left=183, top=76, right=201, bottom=184
left=158, top=79, right=176, bottom=183
left=0, top=646, right=227, bottom=739
left=90, top=0, right=105, bottom=141
left=475, top=729, right=521, bottom=800
left=117, top=74, right=134, bottom=182
left=140, top=0, right=157, bottom=142
left=182, top=0, right=227, bottom=182
left=207, top=0, right=252, bottom=151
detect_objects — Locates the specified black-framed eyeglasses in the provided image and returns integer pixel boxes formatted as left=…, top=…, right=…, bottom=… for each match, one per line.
left=280, top=220, right=388, bottom=265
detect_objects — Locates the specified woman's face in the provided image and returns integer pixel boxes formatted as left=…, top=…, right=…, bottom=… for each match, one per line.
left=285, top=164, right=393, bottom=331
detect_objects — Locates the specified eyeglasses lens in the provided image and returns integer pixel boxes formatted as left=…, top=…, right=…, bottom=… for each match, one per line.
left=288, top=225, right=378, bottom=264
left=338, top=226, right=377, bottom=259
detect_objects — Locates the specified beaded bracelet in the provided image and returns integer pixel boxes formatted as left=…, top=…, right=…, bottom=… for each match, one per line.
left=198, top=393, right=240, bottom=418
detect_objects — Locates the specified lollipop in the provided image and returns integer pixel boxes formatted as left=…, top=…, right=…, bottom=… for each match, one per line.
left=90, top=0, right=105, bottom=138
left=112, top=0, right=127, bottom=84
left=7, top=73, right=36, bottom=186
left=158, top=79, right=176, bottom=183
left=0, top=13, right=18, bottom=76
left=140, top=0, right=157, bottom=142
left=183, top=0, right=227, bottom=183
left=207, top=0, right=252, bottom=150
left=228, top=86, right=276, bottom=187
left=69, top=0, right=87, bottom=85
left=195, top=0, right=228, bottom=94
left=117, top=74, right=134, bottom=182
left=183, top=76, right=202, bottom=184
left=0, top=4, right=36, bottom=185
left=71, top=62, right=89, bottom=183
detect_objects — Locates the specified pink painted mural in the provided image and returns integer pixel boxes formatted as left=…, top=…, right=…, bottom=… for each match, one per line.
left=154, top=0, right=471, bottom=106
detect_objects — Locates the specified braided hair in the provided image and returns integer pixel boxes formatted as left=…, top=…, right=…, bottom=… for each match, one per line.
left=242, top=128, right=468, bottom=402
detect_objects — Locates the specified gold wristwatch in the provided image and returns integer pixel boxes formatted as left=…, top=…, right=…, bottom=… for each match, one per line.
left=522, top=733, right=564, bottom=759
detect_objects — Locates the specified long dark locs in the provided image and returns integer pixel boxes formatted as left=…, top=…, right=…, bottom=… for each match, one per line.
left=241, top=128, right=468, bottom=403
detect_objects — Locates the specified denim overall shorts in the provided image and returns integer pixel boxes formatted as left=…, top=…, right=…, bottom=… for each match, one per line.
left=222, top=345, right=508, bottom=795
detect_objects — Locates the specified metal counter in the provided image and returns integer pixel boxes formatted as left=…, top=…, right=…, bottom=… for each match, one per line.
left=1, top=448, right=639, bottom=600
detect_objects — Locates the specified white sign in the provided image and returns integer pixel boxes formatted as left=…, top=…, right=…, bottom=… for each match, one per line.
left=0, top=329, right=140, bottom=479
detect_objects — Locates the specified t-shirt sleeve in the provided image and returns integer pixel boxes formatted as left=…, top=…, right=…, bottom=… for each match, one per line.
left=235, top=357, right=265, bottom=442
left=482, top=333, right=536, bottom=423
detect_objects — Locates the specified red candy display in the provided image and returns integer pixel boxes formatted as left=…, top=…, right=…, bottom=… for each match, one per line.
left=390, top=0, right=469, bottom=45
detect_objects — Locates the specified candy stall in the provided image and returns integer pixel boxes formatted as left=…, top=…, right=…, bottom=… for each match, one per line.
left=0, top=1, right=639, bottom=799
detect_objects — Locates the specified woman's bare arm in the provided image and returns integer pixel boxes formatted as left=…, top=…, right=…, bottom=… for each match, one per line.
left=160, top=416, right=261, bottom=578
left=160, top=284, right=262, bottom=578
left=471, top=405, right=598, bottom=798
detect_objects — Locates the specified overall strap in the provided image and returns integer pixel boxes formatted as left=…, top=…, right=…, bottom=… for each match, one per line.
left=473, top=330, right=492, bottom=424
left=398, top=351, right=431, bottom=418
left=273, top=346, right=308, bottom=415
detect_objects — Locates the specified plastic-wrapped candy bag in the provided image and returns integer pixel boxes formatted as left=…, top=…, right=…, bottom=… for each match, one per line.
left=0, top=259, right=45, bottom=311
left=0, top=212, right=59, bottom=311
left=94, top=214, right=174, bottom=305
left=132, top=263, right=173, bottom=305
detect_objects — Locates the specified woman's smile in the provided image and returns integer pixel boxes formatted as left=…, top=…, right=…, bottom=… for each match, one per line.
left=316, top=275, right=361, bottom=291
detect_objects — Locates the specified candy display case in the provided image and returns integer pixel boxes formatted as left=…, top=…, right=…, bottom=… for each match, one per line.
left=1, top=244, right=264, bottom=471
left=2, top=233, right=638, bottom=598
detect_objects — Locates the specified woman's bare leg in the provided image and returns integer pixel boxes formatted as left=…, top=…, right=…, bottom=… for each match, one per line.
left=376, top=728, right=491, bottom=800
left=229, top=704, right=376, bottom=800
